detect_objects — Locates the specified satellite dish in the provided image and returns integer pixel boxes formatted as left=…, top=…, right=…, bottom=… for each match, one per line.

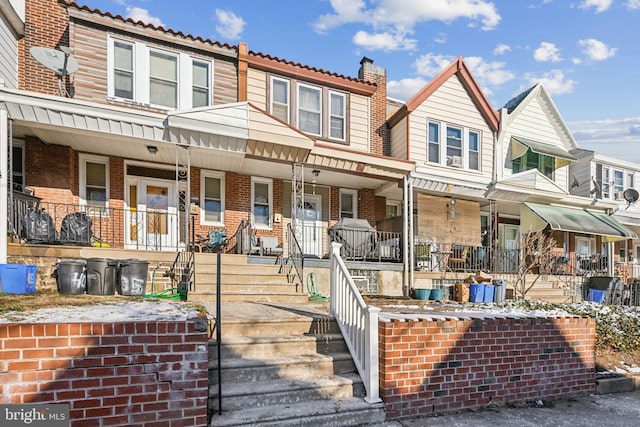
left=623, top=188, right=639, bottom=209
left=30, top=46, right=79, bottom=96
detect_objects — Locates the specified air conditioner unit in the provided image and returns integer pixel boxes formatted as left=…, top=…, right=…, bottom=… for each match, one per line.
left=615, top=191, right=625, bottom=201
left=447, top=156, right=463, bottom=168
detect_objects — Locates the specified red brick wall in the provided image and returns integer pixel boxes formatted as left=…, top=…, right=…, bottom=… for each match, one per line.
left=0, top=319, right=209, bottom=426
left=379, top=316, right=596, bottom=420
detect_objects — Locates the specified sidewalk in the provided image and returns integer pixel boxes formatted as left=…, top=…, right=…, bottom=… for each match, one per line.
left=375, top=389, right=640, bottom=426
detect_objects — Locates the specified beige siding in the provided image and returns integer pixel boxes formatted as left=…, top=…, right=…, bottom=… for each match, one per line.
left=247, top=68, right=267, bottom=109
left=348, top=93, right=369, bottom=152
left=0, top=16, right=18, bottom=88
left=390, top=116, right=408, bottom=160
left=408, top=75, right=494, bottom=179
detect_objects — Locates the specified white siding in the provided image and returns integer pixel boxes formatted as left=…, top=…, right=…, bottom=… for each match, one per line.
left=0, top=15, right=18, bottom=88
left=247, top=68, right=267, bottom=110
left=347, top=93, right=369, bottom=152
left=568, top=156, right=593, bottom=198
left=390, top=116, right=408, bottom=160
left=408, top=75, right=493, bottom=180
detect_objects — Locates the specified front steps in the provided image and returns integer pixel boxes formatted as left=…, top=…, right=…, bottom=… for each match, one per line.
left=206, top=303, right=385, bottom=427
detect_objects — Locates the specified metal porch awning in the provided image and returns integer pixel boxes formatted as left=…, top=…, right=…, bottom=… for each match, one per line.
left=511, top=136, right=577, bottom=169
left=522, top=202, right=637, bottom=242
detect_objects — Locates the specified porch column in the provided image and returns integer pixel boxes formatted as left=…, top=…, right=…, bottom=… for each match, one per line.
left=403, top=175, right=412, bottom=297
left=0, top=110, right=7, bottom=263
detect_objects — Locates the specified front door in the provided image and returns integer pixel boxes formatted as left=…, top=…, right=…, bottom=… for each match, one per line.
left=301, top=195, right=322, bottom=257
left=126, top=178, right=177, bottom=250
left=499, top=224, right=519, bottom=273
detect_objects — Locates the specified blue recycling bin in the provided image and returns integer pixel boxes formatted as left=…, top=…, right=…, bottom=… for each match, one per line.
left=470, top=284, right=485, bottom=302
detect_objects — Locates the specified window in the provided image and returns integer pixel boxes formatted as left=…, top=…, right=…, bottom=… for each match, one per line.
left=149, top=50, right=178, bottom=108
left=113, top=41, right=134, bottom=100
left=252, top=178, right=272, bottom=228
left=80, top=155, right=109, bottom=209
left=629, top=172, right=635, bottom=189
left=339, top=189, right=358, bottom=219
left=11, top=140, right=24, bottom=192
left=468, top=131, right=479, bottom=171
left=512, top=151, right=554, bottom=179
left=329, top=92, right=345, bottom=140
left=201, top=172, right=224, bottom=224
left=192, top=60, right=210, bottom=108
left=614, top=170, right=624, bottom=195
left=603, top=167, right=610, bottom=199
left=298, top=84, right=321, bottom=135
left=427, top=122, right=439, bottom=164
left=271, top=77, right=289, bottom=123
left=446, top=126, right=462, bottom=159
left=386, top=202, right=400, bottom=218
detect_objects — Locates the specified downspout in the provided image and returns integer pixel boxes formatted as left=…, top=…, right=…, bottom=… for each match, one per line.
left=0, top=110, right=8, bottom=263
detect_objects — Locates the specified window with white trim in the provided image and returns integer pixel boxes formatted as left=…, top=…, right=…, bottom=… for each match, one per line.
left=252, top=178, right=272, bottom=229
left=271, top=77, right=289, bottom=123
left=108, top=37, right=212, bottom=110
left=80, top=154, right=109, bottom=209
left=329, top=91, right=345, bottom=140
left=339, top=189, right=358, bottom=219
left=201, top=172, right=224, bottom=225
left=192, top=60, right=210, bottom=108
left=386, top=201, right=400, bottom=219
left=298, top=84, right=321, bottom=136
left=595, top=163, right=637, bottom=200
left=427, top=120, right=481, bottom=170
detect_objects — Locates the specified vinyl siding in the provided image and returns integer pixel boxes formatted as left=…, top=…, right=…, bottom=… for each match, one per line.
left=408, top=75, right=493, bottom=180
left=348, top=93, right=369, bottom=152
left=247, top=68, right=267, bottom=109
left=390, top=116, right=408, bottom=160
left=568, top=157, right=593, bottom=198
left=0, top=15, right=18, bottom=88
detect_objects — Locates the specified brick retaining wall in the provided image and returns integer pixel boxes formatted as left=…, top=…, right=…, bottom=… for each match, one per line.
left=379, top=315, right=596, bottom=420
left=0, top=318, right=209, bottom=426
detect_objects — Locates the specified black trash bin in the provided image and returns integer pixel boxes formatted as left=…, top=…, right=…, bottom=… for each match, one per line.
left=117, top=259, right=149, bottom=296
left=55, top=259, right=86, bottom=294
left=86, top=258, right=117, bottom=295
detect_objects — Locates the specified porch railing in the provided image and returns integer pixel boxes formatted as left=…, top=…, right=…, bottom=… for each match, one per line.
left=329, top=242, right=381, bottom=404
left=286, top=223, right=304, bottom=289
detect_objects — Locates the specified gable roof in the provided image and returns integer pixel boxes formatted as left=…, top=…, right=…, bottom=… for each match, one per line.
left=387, top=57, right=499, bottom=131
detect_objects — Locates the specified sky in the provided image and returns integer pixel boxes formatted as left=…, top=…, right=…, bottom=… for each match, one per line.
left=81, top=0, right=640, bottom=162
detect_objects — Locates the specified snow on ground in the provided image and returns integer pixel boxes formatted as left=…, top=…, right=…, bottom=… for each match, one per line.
left=0, top=301, right=200, bottom=323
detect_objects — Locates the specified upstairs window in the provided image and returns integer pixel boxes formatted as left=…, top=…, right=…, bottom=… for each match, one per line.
left=149, top=51, right=178, bottom=108
left=329, top=92, right=345, bottom=140
left=595, top=163, right=636, bottom=200
left=512, top=151, right=554, bottom=179
left=192, top=60, right=210, bottom=108
left=427, top=122, right=439, bottom=164
left=427, top=120, right=481, bottom=170
left=271, top=77, right=290, bottom=123
left=298, top=84, right=321, bottom=135
left=468, top=131, right=480, bottom=171
left=113, top=41, right=134, bottom=100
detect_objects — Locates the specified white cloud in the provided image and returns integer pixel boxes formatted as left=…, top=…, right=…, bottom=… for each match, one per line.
left=534, top=42, right=562, bottom=62
left=578, top=0, right=613, bottom=13
left=434, top=32, right=447, bottom=44
left=578, top=38, right=617, bottom=61
left=314, top=0, right=501, bottom=52
left=413, top=53, right=456, bottom=77
left=126, top=7, right=164, bottom=27
left=215, top=9, right=246, bottom=41
left=387, top=77, right=429, bottom=101
left=523, top=70, right=575, bottom=95
left=568, top=117, right=640, bottom=162
left=628, top=0, right=640, bottom=9
left=353, top=31, right=417, bottom=52
left=494, top=44, right=511, bottom=56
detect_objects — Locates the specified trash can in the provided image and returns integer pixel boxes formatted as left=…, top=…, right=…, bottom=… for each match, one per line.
left=483, top=285, right=495, bottom=303
left=469, top=284, right=485, bottom=302
left=0, top=264, right=37, bottom=294
left=86, top=258, right=117, bottom=295
left=430, top=288, right=444, bottom=300
left=55, top=259, right=86, bottom=294
left=118, top=259, right=149, bottom=296
left=493, top=279, right=507, bottom=303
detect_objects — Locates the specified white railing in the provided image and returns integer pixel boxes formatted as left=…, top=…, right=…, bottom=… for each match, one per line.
left=329, top=242, right=381, bottom=404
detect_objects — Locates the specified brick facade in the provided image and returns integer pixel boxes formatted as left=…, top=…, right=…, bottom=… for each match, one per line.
left=379, top=315, right=596, bottom=420
left=0, top=318, right=209, bottom=426
left=358, top=58, right=388, bottom=156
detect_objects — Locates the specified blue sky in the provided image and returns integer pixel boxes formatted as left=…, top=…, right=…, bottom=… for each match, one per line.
left=82, top=0, right=640, bottom=162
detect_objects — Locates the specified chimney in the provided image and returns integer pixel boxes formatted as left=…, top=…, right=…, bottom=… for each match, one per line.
left=358, top=57, right=388, bottom=156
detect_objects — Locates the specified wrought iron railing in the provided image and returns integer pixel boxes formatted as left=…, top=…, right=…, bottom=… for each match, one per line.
left=286, top=223, right=304, bottom=290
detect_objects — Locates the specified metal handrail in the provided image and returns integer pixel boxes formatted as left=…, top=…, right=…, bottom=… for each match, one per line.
left=286, top=223, right=304, bottom=290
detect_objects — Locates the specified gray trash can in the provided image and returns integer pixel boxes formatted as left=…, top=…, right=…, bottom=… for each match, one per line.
left=55, top=259, right=86, bottom=294
left=86, top=258, right=117, bottom=295
left=117, top=259, right=149, bottom=296
left=493, top=279, right=507, bottom=303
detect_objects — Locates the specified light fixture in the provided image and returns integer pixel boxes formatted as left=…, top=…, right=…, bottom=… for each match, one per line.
left=311, top=170, right=320, bottom=184
left=147, top=145, right=158, bottom=154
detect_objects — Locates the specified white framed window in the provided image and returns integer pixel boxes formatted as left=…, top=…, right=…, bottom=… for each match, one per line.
left=298, top=83, right=321, bottom=136
left=329, top=91, right=346, bottom=140
left=80, top=154, right=109, bottom=209
left=271, top=77, right=290, bottom=123
left=192, top=60, right=210, bottom=108
left=11, top=139, right=25, bottom=192
left=386, top=201, right=401, bottom=219
left=201, top=172, right=224, bottom=225
left=427, top=121, right=439, bottom=164
left=149, top=50, right=178, bottom=108
left=252, top=177, right=272, bottom=229
left=427, top=120, right=480, bottom=170
left=603, top=167, right=611, bottom=199
left=468, top=131, right=480, bottom=171
left=113, top=40, right=135, bottom=100
left=339, top=189, right=358, bottom=219
left=446, top=126, right=463, bottom=160
left=614, top=169, right=624, bottom=196
left=628, top=172, right=635, bottom=189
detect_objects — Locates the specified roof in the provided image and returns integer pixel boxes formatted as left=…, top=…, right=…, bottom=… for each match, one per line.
left=387, top=57, right=499, bottom=131
left=502, top=85, right=536, bottom=114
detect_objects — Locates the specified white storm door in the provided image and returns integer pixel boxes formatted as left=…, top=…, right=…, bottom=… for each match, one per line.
left=301, top=195, right=322, bottom=257
left=500, top=224, right=520, bottom=273
left=132, top=179, right=177, bottom=250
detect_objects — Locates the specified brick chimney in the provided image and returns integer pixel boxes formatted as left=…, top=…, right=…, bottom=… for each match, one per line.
left=19, top=0, right=70, bottom=94
left=358, top=57, right=388, bottom=156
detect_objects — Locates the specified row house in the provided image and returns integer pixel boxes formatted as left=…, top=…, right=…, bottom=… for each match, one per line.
left=1, top=0, right=414, bottom=286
